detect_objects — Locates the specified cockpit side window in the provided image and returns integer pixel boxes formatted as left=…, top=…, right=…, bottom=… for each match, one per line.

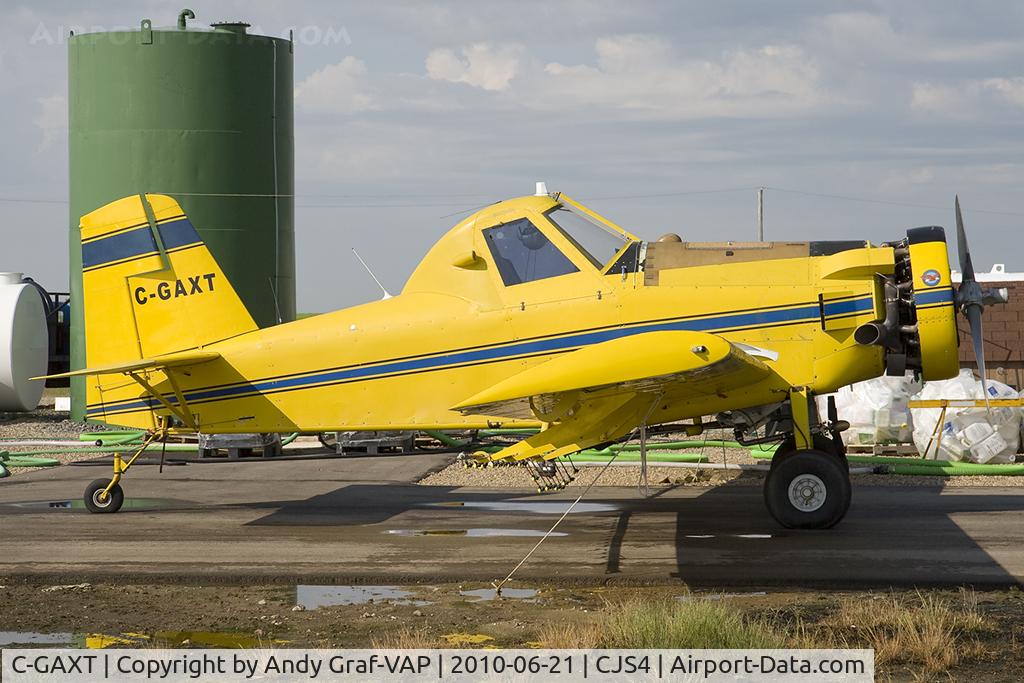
left=483, top=218, right=579, bottom=286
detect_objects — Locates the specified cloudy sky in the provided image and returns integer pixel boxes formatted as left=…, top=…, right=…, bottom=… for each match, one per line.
left=3, top=1, right=1024, bottom=311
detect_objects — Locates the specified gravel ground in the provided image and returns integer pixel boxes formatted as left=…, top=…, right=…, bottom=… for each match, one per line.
left=421, top=431, right=1024, bottom=489
left=4, top=405, right=1023, bottom=489
left=0, top=390, right=112, bottom=476
left=421, top=458, right=1024, bottom=489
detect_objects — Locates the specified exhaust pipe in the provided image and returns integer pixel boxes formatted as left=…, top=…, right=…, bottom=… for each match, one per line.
left=855, top=279, right=904, bottom=348
left=854, top=322, right=887, bottom=346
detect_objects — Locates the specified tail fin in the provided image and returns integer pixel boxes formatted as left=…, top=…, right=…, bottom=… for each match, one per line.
left=80, top=194, right=257, bottom=368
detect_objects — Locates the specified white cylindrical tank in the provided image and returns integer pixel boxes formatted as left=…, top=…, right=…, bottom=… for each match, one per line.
left=0, top=272, right=48, bottom=411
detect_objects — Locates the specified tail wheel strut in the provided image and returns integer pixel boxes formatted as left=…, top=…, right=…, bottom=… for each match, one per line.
left=82, top=417, right=169, bottom=514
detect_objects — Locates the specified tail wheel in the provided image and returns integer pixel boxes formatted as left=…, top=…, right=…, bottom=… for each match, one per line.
left=764, top=449, right=851, bottom=529
left=84, top=478, right=124, bottom=514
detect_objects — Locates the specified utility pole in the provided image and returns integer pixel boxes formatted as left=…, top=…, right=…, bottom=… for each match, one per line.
left=757, top=187, right=765, bottom=241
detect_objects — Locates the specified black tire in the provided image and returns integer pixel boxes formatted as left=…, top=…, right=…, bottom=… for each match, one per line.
left=773, top=434, right=848, bottom=471
left=84, top=478, right=124, bottom=514
left=764, top=449, right=851, bottom=529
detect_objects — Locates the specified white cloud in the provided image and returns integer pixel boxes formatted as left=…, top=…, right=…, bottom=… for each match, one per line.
left=909, top=81, right=964, bottom=114
left=33, top=93, right=65, bottom=152
left=425, top=43, right=522, bottom=91
left=295, top=56, right=377, bottom=114
left=536, top=36, right=827, bottom=118
left=984, top=77, right=1024, bottom=108
left=911, top=77, right=1024, bottom=118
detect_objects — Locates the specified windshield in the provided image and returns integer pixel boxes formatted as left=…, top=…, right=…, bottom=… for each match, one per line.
left=545, top=206, right=629, bottom=269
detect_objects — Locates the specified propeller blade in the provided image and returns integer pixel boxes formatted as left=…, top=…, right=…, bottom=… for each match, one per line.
left=964, top=303, right=991, bottom=409
left=954, top=196, right=995, bottom=410
left=955, top=195, right=976, bottom=282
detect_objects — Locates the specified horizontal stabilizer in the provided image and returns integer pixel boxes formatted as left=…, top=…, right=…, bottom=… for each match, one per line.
left=34, top=350, right=220, bottom=381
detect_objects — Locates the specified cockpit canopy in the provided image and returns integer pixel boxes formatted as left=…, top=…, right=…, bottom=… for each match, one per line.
left=402, top=193, right=639, bottom=298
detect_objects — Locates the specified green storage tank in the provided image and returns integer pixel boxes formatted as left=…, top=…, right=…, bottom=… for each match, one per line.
left=67, top=9, right=295, bottom=421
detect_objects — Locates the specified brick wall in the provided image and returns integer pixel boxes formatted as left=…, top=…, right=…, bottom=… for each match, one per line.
left=956, top=280, right=1024, bottom=389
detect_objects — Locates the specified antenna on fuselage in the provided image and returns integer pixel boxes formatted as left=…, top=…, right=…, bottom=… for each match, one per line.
left=351, top=248, right=393, bottom=300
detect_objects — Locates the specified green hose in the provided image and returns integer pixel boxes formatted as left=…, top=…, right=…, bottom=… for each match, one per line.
left=567, top=451, right=709, bottom=463
left=476, top=438, right=767, bottom=462
left=4, top=431, right=300, bottom=462
left=478, top=428, right=541, bottom=437
left=79, top=430, right=146, bottom=445
left=616, top=439, right=777, bottom=453
left=883, top=462, right=1024, bottom=476
left=749, top=450, right=1024, bottom=475
left=423, top=430, right=470, bottom=448
left=81, top=431, right=301, bottom=445
left=5, top=444, right=197, bottom=456
left=476, top=445, right=708, bottom=463
left=0, top=451, right=60, bottom=467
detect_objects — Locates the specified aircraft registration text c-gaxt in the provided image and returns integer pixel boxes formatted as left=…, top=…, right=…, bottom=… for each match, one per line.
left=133, top=273, right=217, bottom=305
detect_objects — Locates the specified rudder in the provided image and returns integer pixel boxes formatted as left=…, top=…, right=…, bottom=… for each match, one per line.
left=80, top=193, right=258, bottom=369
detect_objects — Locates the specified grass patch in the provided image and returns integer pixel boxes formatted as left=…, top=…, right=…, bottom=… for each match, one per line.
left=537, top=621, right=604, bottom=648
left=370, top=627, right=435, bottom=649
left=794, top=590, right=994, bottom=675
left=541, top=598, right=784, bottom=649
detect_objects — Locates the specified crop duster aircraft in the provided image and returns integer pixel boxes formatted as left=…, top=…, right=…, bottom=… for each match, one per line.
left=41, top=189, right=1006, bottom=528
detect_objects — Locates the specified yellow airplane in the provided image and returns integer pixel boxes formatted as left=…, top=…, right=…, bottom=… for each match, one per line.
left=43, top=190, right=1004, bottom=528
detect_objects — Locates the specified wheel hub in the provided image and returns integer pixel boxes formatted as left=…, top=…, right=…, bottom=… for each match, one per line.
left=92, top=489, right=110, bottom=507
left=787, top=474, right=827, bottom=512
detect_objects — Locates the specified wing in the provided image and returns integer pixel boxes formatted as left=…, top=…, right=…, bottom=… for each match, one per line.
left=454, top=330, right=770, bottom=420
left=453, top=330, right=775, bottom=462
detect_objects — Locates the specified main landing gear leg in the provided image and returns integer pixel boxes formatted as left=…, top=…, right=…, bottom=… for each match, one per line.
left=83, top=418, right=169, bottom=514
left=763, top=388, right=852, bottom=529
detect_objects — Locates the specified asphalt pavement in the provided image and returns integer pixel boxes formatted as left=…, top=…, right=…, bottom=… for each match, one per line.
left=2, top=452, right=1023, bottom=588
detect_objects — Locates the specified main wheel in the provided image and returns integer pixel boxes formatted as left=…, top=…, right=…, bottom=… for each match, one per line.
left=764, top=449, right=851, bottom=529
left=84, top=478, right=124, bottom=514
left=772, top=434, right=848, bottom=471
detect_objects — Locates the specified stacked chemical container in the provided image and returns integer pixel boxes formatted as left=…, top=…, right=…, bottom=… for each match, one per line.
left=0, top=273, right=48, bottom=411
left=67, top=10, right=295, bottom=420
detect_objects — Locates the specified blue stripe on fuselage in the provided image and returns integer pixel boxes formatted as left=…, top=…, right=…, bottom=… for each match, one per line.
left=86, top=295, right=876, bottom=416
left=914, top=288, right=954, bottom=306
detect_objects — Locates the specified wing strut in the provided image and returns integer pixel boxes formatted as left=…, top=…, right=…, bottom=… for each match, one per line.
left=126, top=370, right=197, bottom=430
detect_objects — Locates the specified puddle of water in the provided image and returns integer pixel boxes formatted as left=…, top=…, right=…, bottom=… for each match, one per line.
left=296, top=585, right=430, bottom=609
left=387, top=528, right=566, bottom=538
left=682, top=534, right=773, bottom=540
left=433, top=501, right=618, bottom=514
left=678, top=591, right=768, bottom=602
left=3, top=499, right=179, bottom=511
left=0, top=632, right=74, bottom=646
left=460, top=588, right=539, bottom=602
